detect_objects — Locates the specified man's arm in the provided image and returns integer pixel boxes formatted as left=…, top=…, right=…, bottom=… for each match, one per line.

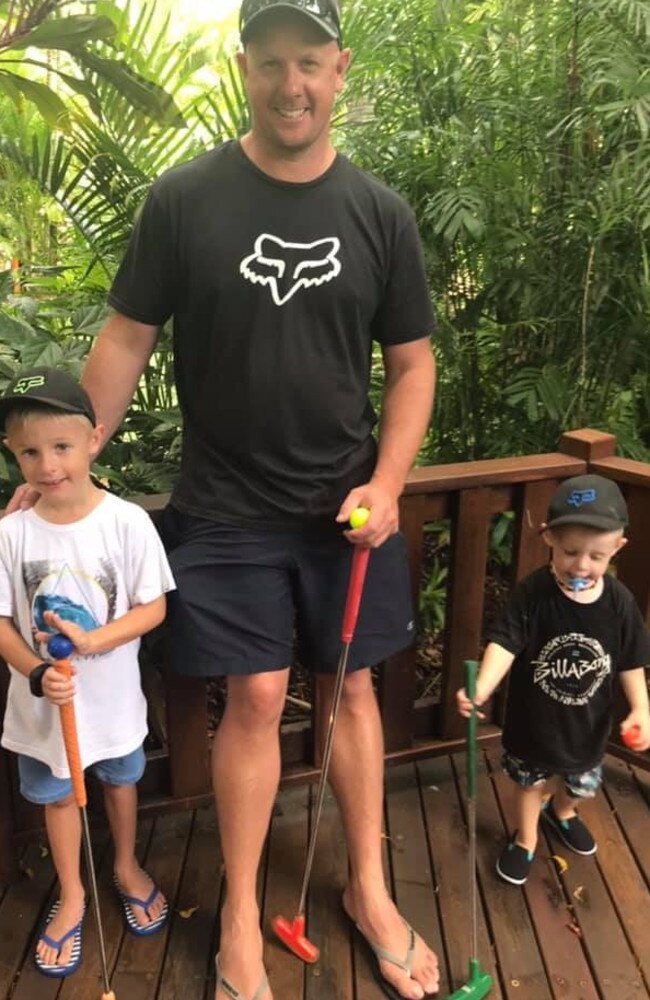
left=338, top=336, right=435, bottom=547
left=82, top=312, right=159, bottom=448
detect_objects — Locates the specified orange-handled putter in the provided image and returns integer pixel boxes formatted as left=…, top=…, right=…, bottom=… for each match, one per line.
left=272, top=509, right=371, bottom=964
left=48, top=634, right=116, bottom=1000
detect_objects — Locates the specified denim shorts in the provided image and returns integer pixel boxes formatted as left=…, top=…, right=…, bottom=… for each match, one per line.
left=161, top=507, right=415, bottom=677
left=502, top=751, right=602, bottom=799
left=18, top=745, right=146, bottom=805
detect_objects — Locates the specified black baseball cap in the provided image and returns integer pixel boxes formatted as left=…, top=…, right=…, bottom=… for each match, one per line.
left=546, top=474, right=628, bottom=532
left=0, top=367, right=96, bottom=431
left=240, top=0, right=342, bottom=45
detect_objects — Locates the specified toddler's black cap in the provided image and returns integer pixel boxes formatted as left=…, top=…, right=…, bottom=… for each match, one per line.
left=0, top=367, right=96, bottom=431
left=546, top=474, right=628, bottom=532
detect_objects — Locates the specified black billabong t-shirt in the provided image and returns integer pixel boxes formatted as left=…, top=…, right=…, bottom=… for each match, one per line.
left=108, top=142, right=435, bottom=525
left=487, top=566, right=650, bottom=772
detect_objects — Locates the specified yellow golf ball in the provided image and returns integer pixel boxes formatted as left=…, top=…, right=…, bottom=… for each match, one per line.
left=349, top=506, right=370, bottom=529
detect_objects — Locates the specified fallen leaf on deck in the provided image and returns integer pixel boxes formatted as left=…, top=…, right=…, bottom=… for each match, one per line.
left=566, top=920, right=582, bottom=937
left=40, top=845, right=49, bottom=858
left=178, top=906, right=198, bottom=919
left=573, top=885, right=586, bottom=903
left=551, top=853, right=568, bottom=874
left=428, top=785, right=440, bottom=792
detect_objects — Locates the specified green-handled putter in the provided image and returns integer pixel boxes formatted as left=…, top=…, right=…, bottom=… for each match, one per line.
left=444, top=660, right=493, bottom=1000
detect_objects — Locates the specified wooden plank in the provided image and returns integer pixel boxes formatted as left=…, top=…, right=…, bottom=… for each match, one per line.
left=384, top=763, right=449, bottom=995
left=533, top=795, right=646, bottom=999
left=157, top=806, right=223, bottom=1000
left=486, top=746, right=600, bottom=1000
left=602, top=759, right=650, bottom=882
left=439, top=488, right=491, bottom=740
left=404, top=454, right=586, bottom=495
left=262, top=786, right=309, bottom=1000
left=580, top=784, right=650, bottom=991
left=109, top=811, right=193, bottom=1000
left=0, top=838, right=57, bottom=999
left=304, top=789, right=353, bottom=1000
left=417, top=757, right=503, bottom=998
left=454, top=750, right=554, bottom=1000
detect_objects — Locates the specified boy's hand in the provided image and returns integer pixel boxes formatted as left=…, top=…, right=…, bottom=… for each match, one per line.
left=620, top=711, right=650, bottom=752
left=36, top=610, right=97, bottom=657
left=456, top=686, right=486, bottom=720
left=41, top=664, right=76, bottom=706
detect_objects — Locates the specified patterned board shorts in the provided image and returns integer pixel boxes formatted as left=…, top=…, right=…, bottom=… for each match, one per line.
left=502, top=751, right=602, bottom=799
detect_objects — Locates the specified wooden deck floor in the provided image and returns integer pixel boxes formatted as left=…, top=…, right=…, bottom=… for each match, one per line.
left=1, top=748, right=649, bottom=1000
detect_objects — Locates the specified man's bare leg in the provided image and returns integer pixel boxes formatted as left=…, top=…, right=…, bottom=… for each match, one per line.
left=213, top=669, right=289, bottom=1000
left=317, top=668, right=439, bottom=1000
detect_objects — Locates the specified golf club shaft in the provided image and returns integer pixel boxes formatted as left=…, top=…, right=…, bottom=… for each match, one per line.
left=465, top=660, right=479, bottom=962
left=57, top=658, right=113, bottom=995
left=296, top=545, right=370, bottom=917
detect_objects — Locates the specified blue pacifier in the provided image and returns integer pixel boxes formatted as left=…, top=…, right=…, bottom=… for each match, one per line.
left=567, top=577, right=590, bottom=592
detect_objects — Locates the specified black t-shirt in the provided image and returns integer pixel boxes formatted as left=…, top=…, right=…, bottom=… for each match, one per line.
left=108, top=141, right=435, bottom=525
left=487, top=566, right=650, bottom=772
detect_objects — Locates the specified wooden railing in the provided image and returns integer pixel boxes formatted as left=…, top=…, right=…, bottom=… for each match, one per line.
left=1, top=428, right=649, bottom=882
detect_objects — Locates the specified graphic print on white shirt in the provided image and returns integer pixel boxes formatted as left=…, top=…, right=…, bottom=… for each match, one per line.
left=24, top=558, right=114, bottom=657
left=240, top=234, right=341, bottom=306
left=532, top=632, right=611, bottom=706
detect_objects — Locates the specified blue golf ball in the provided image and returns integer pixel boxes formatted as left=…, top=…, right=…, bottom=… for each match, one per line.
left=47, top=634, right=74, bottom=659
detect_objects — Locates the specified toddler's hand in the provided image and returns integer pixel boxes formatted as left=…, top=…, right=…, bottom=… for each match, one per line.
left=456, top=687, right=486, bottom=719
left=620, top=711, right=650, bottom=752
left=41, top=664, right=76, bottom=706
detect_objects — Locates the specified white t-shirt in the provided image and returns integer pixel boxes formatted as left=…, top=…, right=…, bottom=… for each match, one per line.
left=0, top=492, right=175, bottom=778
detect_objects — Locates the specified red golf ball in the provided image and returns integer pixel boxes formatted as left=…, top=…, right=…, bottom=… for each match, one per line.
left=621, top=724, right=641, bottom=749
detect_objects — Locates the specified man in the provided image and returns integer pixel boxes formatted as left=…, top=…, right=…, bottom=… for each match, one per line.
left=81, top=2, right=438, bottom=997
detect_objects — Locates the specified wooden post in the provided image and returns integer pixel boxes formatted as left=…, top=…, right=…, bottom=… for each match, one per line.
left=558, top=428, right=616, bottom=462
left=0, top=665, right=17, bottom=884
left=439, top=488, right=491, bottom=740
left=163, top=636, right=211, bottom=800
left=379, top=494, right=427, bottom=752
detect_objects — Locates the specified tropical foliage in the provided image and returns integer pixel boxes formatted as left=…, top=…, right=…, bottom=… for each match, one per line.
left=1, top=0, right=650, bottom=507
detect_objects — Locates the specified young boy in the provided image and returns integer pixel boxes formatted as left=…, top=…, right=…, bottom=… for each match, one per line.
left=457, top=474, right=650, bottom=885
left=0, top=367, right=175, bottom=977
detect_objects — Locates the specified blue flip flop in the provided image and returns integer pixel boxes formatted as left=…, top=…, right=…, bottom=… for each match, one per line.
left=113, top=871, right=168, bottom=936
left=34, top=900, right=84, bottom=978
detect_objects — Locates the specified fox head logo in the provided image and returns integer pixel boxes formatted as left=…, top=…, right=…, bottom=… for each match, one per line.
left=240, top=234, right=341, bottom=306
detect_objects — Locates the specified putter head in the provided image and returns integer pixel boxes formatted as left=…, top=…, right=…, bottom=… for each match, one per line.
left=444, top=960, right=493, bottom=999
left=272, top=914, right=320, bottom=964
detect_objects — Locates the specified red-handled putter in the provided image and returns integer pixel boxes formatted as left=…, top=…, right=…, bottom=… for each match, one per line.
left=48, top=633, right=117, bottom=1000
left=272, top=516, right=371, bottom=964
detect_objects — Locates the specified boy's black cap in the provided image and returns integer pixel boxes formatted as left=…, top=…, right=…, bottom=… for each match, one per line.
left=240, top=0, right=342, bottom=45
left=0, top=367, right=96, bottom=431
left=546, top=474, right=628, bottom=532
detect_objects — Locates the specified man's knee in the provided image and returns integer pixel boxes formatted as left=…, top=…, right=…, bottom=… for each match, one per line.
left=225, top=670, right=289, bottom=728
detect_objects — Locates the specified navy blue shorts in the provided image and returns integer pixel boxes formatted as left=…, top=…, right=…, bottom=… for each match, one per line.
left=161, top=507, right=415, bottom=677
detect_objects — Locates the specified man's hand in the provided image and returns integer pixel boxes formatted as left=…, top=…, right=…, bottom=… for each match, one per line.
left=4, top=484, right=40, bottom=515
left=336, top=481, right=400, bottom=548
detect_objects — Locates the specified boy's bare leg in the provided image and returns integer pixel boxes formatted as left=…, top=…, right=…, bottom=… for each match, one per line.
left=212, top=669, right=290, bottom=1000
left=37, top=796, right=85, bottom=968
left=318, top=669, right=439, bottom=1000
left=102, top=781, right=166, bottom=926
left=552, top=782, right=583, bottom=820
left=514, top=783, right=547, bottom=851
